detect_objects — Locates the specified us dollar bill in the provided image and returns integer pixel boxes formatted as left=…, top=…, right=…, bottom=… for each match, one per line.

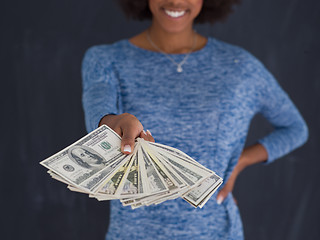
left=97, top=156, right=133, bottom=195
left=140, top=139, right=188, bottom=191
left=183, top=173, right=223, bottom=207
left=119, top=146, right=171, bottom=207
left=40, top=125, right=126, bottom=193
left=198, top=181, right=223, bottom=208
left=114, top=148, right=147, bottom=198
left=149, top=142, right=210, bottom=171
left=157, top=152, right=208, bottom=185
left=140, top=147, right=168, bottom=194
left=118, top=152, right=140, bottom=196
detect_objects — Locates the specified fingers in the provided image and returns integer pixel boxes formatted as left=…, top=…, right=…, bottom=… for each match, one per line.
left=139, top=130, right=155, bottom=142
left=216, top=185, right=230, bottom=205
left=113, top=127, right=122, bottom=137
left=146, top=130, right=155, bottom=142
left=98, top=113, right=154, bottom=154
left=100, top=113, right=143, bottom=154
left=216, top=174, right=236, bottom=205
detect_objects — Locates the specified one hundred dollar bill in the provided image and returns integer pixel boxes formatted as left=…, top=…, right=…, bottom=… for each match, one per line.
left=183, top=174, right=223, bottom=207
left=41, top=125, right=126, bottom=193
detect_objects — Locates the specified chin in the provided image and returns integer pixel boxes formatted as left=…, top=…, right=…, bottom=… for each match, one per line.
left=162, top=26, right=189, bottom=34
left=156, top=19, right=193, bottom=34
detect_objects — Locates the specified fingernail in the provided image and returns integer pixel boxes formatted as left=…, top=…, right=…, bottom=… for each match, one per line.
left=146, top=130, right=152, bottom=136
left=217, top=196, right=224, bottom=205
left=123, top=145, right=131, bottom=153
left=143, top=130, right=147, bottom=135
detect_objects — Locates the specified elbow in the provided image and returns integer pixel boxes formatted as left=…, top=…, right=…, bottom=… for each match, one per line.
left=295, top=118, right=309, bottom=148
left=300, top=120, right=309, bottom=146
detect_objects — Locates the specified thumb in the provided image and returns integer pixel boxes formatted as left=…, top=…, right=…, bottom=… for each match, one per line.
left=121, top=127, right=141, bottom=154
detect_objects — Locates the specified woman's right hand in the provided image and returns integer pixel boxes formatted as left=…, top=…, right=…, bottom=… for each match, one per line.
left=99, top=113, right=154, bottom=154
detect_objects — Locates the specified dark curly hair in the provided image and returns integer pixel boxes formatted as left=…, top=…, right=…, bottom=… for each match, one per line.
left=118, top=0, right=241, bottom=24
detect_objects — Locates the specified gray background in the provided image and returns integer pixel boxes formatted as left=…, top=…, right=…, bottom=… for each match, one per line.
left=1, top=0, right=319, bottom=239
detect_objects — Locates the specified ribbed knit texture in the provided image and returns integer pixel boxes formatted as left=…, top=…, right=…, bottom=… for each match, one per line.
left=82, top=38, right=308, bottom=240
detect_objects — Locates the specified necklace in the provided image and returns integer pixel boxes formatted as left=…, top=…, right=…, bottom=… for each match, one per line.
left=146, top=30, right=197, bottom=73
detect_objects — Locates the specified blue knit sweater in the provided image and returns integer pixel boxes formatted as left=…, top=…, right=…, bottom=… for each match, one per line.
left=82, top=37, right=308, bottom=239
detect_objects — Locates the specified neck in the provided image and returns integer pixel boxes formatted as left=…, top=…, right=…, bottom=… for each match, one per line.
left=147, top=23, right=195, bottom=54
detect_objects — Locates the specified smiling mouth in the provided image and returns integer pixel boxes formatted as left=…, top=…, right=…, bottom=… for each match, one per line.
left=164, top=9, right=187, bottom=18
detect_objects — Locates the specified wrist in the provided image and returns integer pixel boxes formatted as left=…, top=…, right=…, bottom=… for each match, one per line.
left=237, top=144, right=268, bottom=170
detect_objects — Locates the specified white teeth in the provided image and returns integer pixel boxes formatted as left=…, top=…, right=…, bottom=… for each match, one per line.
left=164, top=9, right=186, bottom=18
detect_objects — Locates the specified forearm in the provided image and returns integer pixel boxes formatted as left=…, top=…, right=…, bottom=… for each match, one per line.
left=236, top=143, right=268, bottom=173
left=82, top=46, right=121, bottom=132
left=258, top=118, right=308, bottom=163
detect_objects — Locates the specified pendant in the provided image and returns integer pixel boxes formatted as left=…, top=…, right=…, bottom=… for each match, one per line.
left=177, top=65, right=183, bottom=73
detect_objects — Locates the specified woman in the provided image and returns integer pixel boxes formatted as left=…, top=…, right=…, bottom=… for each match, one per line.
left=81, top=0, right=308, bottom=239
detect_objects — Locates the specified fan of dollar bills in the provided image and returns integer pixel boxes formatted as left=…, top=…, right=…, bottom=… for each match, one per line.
left=40, top=125, right=223, bottom=209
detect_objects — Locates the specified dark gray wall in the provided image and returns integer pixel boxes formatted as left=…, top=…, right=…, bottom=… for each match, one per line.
left=1, top=0, right=319, bottom=239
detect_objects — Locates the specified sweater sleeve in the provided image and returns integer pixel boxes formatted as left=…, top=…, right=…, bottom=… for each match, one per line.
left=254, top=61, right=308, bottom=163
left=81, top=46, right=122, bottom=133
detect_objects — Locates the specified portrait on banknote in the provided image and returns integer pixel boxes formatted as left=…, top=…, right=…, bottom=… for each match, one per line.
left=68, top=145, right=105, bottom=169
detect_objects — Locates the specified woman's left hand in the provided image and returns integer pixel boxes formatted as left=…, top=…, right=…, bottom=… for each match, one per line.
left=216, top=162, right=241, bottom=205
left=216, top=143, right=268, bottom=205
